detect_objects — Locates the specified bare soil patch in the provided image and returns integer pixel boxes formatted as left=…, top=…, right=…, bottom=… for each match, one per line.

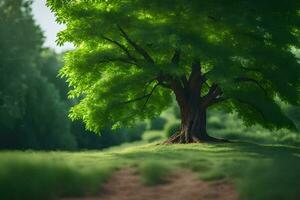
left=61, top=168, right=238, bottom=200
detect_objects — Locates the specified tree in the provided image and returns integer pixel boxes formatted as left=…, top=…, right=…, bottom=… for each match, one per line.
left=0, top=0, right=76, bottom=150
left=39, top=49, right=147, bottom=150
left=0, top=0, right=43, bottom=134
left=40, top=49, right=69, bottom=100
left=12, top=76, right=77, bottom=150
left=47, top=0, right=300, bottom=143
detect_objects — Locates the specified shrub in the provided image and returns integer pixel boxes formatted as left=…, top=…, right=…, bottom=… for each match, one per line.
left=165, top=122, right=181, bottom=138
left=142, top=131, right=165, bottom=142
left=173, top=105, right=181, bottom=119
left=207, top=116, right=226, bottom=130
left=124, top=123, right=147, bottom=141
left=150, top=117, right=167, bottom=130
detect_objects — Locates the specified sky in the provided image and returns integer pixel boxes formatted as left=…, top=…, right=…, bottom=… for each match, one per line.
left=32, top=0, right=74, bottom=52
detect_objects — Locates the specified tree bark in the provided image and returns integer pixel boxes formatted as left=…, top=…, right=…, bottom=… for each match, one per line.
left=161, top=59, right=226, bottom=144
left=164, top=101, right=222, bottom=144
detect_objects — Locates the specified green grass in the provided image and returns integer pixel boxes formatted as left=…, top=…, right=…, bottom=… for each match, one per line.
left=138, top=160, right=173, bottom=185
left=0, top=151, right=117, bottom=200
left=1, top=141, right=300, bottom=200
left=142, top=130, right=166, bottom=142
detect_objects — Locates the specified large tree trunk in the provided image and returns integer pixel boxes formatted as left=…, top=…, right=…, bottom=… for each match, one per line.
left=165, top=102, right=220, bottom=144
left=159, top=59, right=226, bottom=144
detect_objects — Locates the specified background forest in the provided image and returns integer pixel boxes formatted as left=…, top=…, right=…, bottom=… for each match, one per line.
left=0, top=0, right=146, bottom=150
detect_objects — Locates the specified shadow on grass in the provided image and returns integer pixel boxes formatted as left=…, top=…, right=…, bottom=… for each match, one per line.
left=117, top=141, right=300, bottom=162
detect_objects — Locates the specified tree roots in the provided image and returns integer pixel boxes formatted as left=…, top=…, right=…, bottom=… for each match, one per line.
left=162, top=132, right=229, bottom=144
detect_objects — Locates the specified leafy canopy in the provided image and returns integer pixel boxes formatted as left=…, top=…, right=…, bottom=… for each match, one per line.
left=47, top=0, right=300, bottom=132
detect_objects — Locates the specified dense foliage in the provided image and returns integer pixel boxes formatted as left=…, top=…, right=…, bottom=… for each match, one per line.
left=150, top=117, right=167, bottom=130
left=0, top=0, right=145, bottom=150
left=48, top=0, right=300, bottom=139
left=0, top=0, right=75, bottom=149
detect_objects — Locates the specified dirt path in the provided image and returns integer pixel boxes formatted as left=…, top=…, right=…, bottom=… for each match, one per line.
left=61, top=168, right=238, bottom=200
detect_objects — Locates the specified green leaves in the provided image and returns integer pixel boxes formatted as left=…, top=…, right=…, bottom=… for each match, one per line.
left=228, top=85, right=296, bottom=130
left=0, top=1, right=78, bottom=150
left=48, top=0, right=300, bottom=132
left=68, top=65, right=172, bottom=132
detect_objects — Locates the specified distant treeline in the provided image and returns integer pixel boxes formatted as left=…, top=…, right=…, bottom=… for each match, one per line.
left=0, top=0, right=146, bottom=150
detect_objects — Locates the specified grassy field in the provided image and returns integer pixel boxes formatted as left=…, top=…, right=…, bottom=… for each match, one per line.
left=1, top=136, right=300, bottom=200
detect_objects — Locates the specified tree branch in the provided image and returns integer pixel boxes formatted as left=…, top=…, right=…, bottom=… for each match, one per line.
left=143, top=79, right=157, bottom=95
left=170, top=49, right=188, bottom=89
left=172, top=50, right=186, bottom=88
left=117, top=24, right=154, bottom=63
left=142, top=83, right=160, bottom=109
left=123, top=83, right=160, bottom=118
left=234, top=98, right=266, bottom=120
left=241, top=66, right=261, bottom=72
left=202, top=70, right=212, bottom=78
left=188, top=59, right=207, bottom=91
left=119, top=83, right=160, bottom=106
left=101, top=35, right=138, bottom=63
left=171, top=49, right=180, bottom=65
left=97, top=57, right=137, bottom=65
left=120, top=94, right=150, bottom=105
left=208, top=96, right=229, bottom=107
left=156, top=74, right=173, bottom=89
left=181, top=75, right=188, bottom=88
left=201, top=83, right=223, bottom=108
left=241, top=66, right=263, bottom=76
left=234, top=76, right=267, bottom=95
left=188, top=59, right=201, bottom=84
